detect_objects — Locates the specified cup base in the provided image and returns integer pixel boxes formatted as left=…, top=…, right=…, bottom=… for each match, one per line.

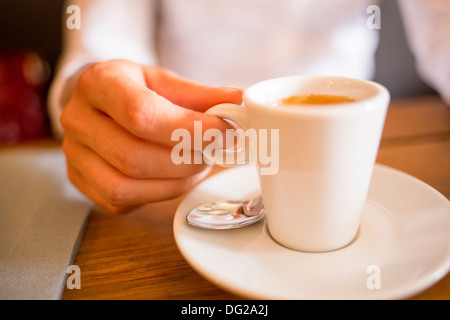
left=264, top=222, right=361, bottom=253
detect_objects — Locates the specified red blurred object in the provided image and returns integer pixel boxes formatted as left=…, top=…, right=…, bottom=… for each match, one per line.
left=0, top=50, right=52, bottom=145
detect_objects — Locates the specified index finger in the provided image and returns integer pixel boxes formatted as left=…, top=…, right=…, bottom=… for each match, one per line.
left=78, top=64, right=234, bottom=148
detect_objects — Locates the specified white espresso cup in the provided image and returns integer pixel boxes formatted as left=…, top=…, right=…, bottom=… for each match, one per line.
left=206, top=75, right=390, bottom=252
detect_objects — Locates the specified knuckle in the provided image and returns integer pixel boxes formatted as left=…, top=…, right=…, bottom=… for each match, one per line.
left=59, top=104, right=73, bottom=130
left=101, top=177, right=132, bottom=208
left=77, top=61, right=110, bottom=92
left=59, top=107, right=70, bottom=130
left=120, top=148, right=146, bottom=178
left=59, top=103, right=79, bottom=133
left=127, top=94, right=155, bottom=136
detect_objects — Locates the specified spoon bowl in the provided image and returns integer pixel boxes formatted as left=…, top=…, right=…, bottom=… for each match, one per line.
left=186, top=196, right=265, bottom=229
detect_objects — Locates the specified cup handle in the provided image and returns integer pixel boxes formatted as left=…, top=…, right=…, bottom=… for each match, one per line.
left=205, top=103, right=248, bottom=167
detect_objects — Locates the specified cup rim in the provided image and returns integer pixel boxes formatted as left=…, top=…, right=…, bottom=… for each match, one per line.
left=243, top=75, right=390, bottom=114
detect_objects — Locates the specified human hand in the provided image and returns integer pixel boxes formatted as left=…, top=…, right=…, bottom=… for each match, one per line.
left=60, top=59, right=242, bottom=214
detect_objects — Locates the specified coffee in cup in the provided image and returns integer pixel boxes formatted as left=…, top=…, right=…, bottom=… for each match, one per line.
left=272, top=94, right=356, bottom=106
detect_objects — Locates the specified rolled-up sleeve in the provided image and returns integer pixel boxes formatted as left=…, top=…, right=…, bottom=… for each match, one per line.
left=48, top=0, right=157, bottom=138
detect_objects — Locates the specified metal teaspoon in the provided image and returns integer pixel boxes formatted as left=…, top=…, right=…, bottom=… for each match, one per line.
left=186, top=195, right=265, bottom=229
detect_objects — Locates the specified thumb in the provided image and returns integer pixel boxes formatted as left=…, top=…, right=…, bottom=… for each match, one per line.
left=143, top=66, right=243, bottom=112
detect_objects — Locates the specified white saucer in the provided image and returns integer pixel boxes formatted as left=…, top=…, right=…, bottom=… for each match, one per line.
left=173, top=164, right=450, bottom=300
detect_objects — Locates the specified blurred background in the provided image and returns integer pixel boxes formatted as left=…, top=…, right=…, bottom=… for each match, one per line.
left=0, top=0, right=436, bottom=145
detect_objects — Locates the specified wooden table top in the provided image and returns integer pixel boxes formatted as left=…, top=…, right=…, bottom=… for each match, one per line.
left=61, top=94, right=450, bottom=300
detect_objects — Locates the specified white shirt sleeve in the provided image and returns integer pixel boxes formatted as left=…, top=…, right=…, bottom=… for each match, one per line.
left=48, top=0, right=157, bottom=139
left=398, top=0, right=450, bottom=105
